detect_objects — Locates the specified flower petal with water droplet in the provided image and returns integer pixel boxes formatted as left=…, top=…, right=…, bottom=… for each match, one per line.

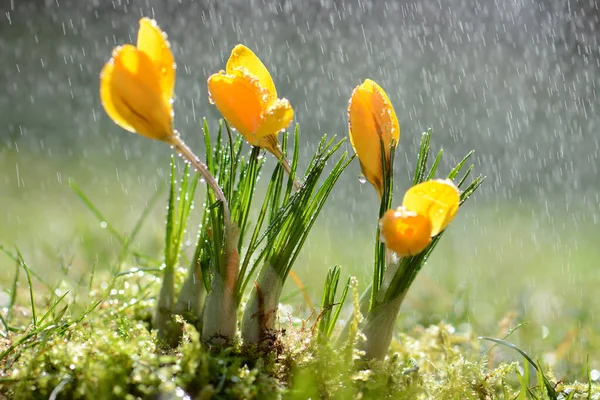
left=379, top=206, right=433, bottom=256
left=226, top=44, right=277, bottom=102
left=100, top=44, right=173, bottom=140
left=256, top=98, right=294, bottom=140
left=136, top=17, right=175, bottom=105
left=348, top=79, right=400, bottom=198
left=208, top=45, right=294, bottom=151
left=207, top=70, right=265, bottom=145
left=402, top=179, right=460, bottom=236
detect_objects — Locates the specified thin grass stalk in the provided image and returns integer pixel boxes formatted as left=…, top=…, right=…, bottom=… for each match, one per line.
left=166, top=133, right=232, bottom=231
left=154, top=159, right=178, bottom=344
left=154, top=160, right=199, bottom=346
left=318, top=266, right=351, bottom=340
left=335, top=283, right=371, bottom=346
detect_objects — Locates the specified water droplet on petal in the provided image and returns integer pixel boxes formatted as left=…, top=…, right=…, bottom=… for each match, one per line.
left=358, top=175, right=367, bottom=184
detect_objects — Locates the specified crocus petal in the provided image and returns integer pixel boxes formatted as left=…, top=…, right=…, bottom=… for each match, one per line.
left=379, top=206, right=433, bottom=256
left=226, top=44, right=277, bottom=102
left=136, top=18, right=175, bottom=104
left=402, top=179, right=460, bottom=236
left=256, top=98, right=294, bottom=139
left=207, top=70, right=265, bottom=146
left=348, top=79, right=400, bottom=197
left=100, top=60, right=136, bottom=134
left=209, top=44, right=294, bottom=157
left=100, top=44, right=173, bottom=140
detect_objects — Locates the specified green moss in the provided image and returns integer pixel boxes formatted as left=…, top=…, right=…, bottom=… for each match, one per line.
left=1, top=273, right=599, bottom=399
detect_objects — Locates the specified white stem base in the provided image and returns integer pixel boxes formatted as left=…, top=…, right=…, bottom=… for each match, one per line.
left=241, top=264, right=284, bottom=347
left=201, top=276, right=237, bottom=346
left=360, top=294, right=405, bottom=360
left=174, top=267, right=205, bottom=325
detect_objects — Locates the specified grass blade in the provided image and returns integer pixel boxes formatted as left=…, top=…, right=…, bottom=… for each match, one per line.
left=457, top=164, right=474, bottom=188
left=37, top=291, right=70, bottom=325
left=587, top=354, right=592, bottom=400
left=123, top=186, right=164, bottom=255
left=0, top=314, right=8, bottom=338
left=413, top=130, right=431, bottom=185
left=70, top=181, right=125, bottom=245
left=447, top=150, right=475, bottom=180
left=5, top=253, right=19, bottom=324
left=460, top=176, right=486, bottom=205
left=426, top=149, right=443, bottom=180
left=15, top=248, right=36, bottom=327
left=479, top=336, right=557, bottom=399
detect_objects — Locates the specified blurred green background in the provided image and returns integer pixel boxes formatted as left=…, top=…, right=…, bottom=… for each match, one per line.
left=1, top=0, right=599, bottom=379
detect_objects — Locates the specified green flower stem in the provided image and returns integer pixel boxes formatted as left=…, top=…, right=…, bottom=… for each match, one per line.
left=201, top=220, right=240, bottom=345
left=169, top=132, right=241, bottom=345
left=269, top=143, right=302, bottom=191
left=201, top=276, right=237, bottom=346
left=369, top=139, right=396, bottom=310
left=335, top=255, right=403, bottom=356
left=154, top=265, right=176, bottom=344
left=174, top=263, right=206, bottom=329
left=359, top=292, right=406, bottom=360
left=376, top=249, right=400, bottom=303
left=241, top=263, right=283, bottom=347
left=167, top=134, right=231, bottom=228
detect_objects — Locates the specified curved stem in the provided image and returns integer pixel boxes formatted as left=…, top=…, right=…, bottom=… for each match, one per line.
left=166, top=134, right=231, bottom=226
left=265, top=141, right=302, bottom=191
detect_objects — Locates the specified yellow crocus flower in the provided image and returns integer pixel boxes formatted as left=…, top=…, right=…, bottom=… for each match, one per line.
left=100, top=18, right=175, bottom=141
left=100, top=18, right=231, bottom=225
left=379, top=179, right=460, bottom=256
left=348, top=79, right=400, bottom=198
left=207, top=45, right=294, bottom=166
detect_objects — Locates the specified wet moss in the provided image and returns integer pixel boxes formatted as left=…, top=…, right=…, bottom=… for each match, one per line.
left=1, top=273, right=598, bottom=399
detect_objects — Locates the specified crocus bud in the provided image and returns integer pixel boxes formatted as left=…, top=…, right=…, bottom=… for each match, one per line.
left=348, top=79, right=400, bottom=198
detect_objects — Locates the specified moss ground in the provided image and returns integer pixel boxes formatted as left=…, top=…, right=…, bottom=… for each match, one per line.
left=1, top=152, right=599, bottom=398
left=3, top=269, right=598, bottom=399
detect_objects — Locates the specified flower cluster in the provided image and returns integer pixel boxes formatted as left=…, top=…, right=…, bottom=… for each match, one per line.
left=100, top=18, right=459, bottom=259
left=99, top=18, right=479, bottom=359
left=347, top=80, right=460, bottom=256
